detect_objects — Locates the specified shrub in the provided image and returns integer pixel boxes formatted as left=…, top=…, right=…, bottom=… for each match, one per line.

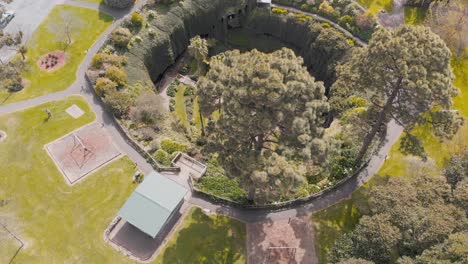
left=183, top=85, right=194, bottom=96
left=148, top=28, right=156, bottom=38
left=147, top=10, right=156, bottom=20
left=111, top=27, right=132, bottom=49
left=130, top=92, right=165, bottom=125
left=160, top=138, right=188, bottom=154
left=103, top=89, right=134, bottom=118
left=166, top=82, right=178, bottom=97
left=105, top=66, right=127, bottom=86
left=153, top=149, right=171, bottom=166
left=272, top=7, right=288, bottom=15
left=329, top=145, right=359, bottom=181
left=196, top=159, right=248, bottom=203
left=322, top=22, right=331, bottom=28
left=92, top=53, right=125, bottom=68
left=95, top=77, right=117, bottom=97
left=131, top=12, right=144, bottom=28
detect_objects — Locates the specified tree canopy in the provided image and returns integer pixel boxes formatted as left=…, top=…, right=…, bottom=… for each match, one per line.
left=330, top=165, right=468, bottom=263
left=197, top=48, right=329, bottom=202
left=331, top=25, right=460, bottom=163
left=198, top=48, right=329, bottom=160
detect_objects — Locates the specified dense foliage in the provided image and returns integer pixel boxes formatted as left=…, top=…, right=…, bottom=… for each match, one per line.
left=273, top=0, right=377, bottom=40
left=329, top=155, right=468, bottom=263
left=331, top=25, right=461, bottom=163
left=198, top=48, right=329, bottom=202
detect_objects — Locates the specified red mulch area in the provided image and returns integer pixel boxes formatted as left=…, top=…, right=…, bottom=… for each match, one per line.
left=247, top=217, right=318, bottom=264
left=37, top=51, right=67, bottom=72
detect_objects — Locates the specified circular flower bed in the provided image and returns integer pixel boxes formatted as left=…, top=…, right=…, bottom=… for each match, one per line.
left=38, top=51, right=67, bottom=72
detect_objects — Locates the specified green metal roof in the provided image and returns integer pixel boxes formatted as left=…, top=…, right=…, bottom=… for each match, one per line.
left=118, top=171, right=187, bottom=238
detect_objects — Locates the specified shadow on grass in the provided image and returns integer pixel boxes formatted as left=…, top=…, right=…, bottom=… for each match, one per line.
left=156, top=207, right=246, bottom=264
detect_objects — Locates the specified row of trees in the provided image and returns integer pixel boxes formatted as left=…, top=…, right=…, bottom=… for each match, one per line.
left=330, top=151, right=468, bottom=263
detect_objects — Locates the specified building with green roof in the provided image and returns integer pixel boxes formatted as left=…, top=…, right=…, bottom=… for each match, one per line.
left=118, top=171, right=187, bottom=238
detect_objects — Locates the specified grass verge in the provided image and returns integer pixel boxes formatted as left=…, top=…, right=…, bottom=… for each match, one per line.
left=0, top=96, right=140, bottom=263
left=155, top=207, right=247, bottom=264
left=0, top=5, right=113, bottom=105
left=357, top=0, right=393, bottom=15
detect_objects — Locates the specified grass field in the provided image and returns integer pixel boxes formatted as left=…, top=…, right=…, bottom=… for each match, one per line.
left=0, top=96, right=141, bottom=263
left=155, top=207, right=247, bottom=264
left=357, top=0, right=393, bottom=15
left=312, top=57, right=468, bottom=263
left=0, top=5, right=113, bottom=105
left=0, top=226, right=22, bottom=263
left=174, top=85, right=190, bottom=130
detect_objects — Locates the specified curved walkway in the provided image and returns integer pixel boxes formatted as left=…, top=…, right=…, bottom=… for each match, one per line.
left=271, top=3, right=367, bottom=46
left=0, top=1, right=403, bottom=223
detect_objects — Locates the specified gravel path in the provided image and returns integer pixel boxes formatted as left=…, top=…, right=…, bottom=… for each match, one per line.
left=0, top=1, right=404, bottom=223
left=271, top=3, right=367, bottom=46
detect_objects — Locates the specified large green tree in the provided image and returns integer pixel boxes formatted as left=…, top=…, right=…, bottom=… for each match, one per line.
left=187, top=35, right=208, bottom=76
left=198, top=48, right=329, bottom=160
left=197, top=48, right=329, bottom=202
left=330, top=173, right=467, bottom=263
left=332, top=25, right=460, bottom=163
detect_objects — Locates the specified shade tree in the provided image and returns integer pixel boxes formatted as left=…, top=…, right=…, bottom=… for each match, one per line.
left=332, top=25, right=460, bottom=163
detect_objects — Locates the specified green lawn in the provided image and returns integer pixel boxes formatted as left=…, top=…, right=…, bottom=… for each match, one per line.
left=155, top=207, right=247, bottom=264
left=357, top=0, right=393, bottom=15
left=312, top=200, right=362, bottom=264
left=404, top=7, right=427, bottom=25
left=0, top=96, right=140, bottom=263
left=0, top=227, right=22, bottom=263
left=174, top=85, right=190, bottom=130
left=0, top=5, right=113, bottom=105
left=312, top=57, right=468, bottom=263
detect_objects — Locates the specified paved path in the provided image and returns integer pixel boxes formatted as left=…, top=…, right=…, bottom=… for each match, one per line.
left=377, top=0, right=408, bottom=28
left=0, top=1, right=404, bottom=223
left=271, top=3, right=367, bottom=46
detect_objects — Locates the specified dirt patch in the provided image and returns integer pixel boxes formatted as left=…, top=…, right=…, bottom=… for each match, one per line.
left=247, top=217, right=318, bottom=264
left=0, top=130, right=6, bottom=142
left=37, top=51, right=67, bottom=72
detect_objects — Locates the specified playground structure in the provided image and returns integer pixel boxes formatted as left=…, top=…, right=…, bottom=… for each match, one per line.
left=70, top=134, right=95, bottom=169
left=46, top=123, right=121, bottom=185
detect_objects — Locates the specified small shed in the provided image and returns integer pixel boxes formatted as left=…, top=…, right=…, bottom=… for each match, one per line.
left=118, top=171, right=187, bottom=238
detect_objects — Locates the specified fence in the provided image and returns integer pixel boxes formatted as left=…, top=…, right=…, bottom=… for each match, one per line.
left=85, top=74, right=180, bottom=173
left=189, top=159, right=370, bottom=211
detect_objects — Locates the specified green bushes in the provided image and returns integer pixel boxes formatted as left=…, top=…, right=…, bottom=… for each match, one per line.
left=92, top=53, right=126, bottom=68
left=197, top=176, right=248, bottom=203
left=272, top=7, right=288, bottom=14
left=95, top=77, right=117, bottom=96
left=110, top=27, right=132, bottom=49
left=131, top=12, right=144, bottom=28
left=161, top=138, right=188, bottom=154
left=105, top=66, right=127, bottom=86
left=153, top=149, right=171, bottom=166
left=103, top=89, right=134, bottom=118
left=329, top=146, right=359, bottom=181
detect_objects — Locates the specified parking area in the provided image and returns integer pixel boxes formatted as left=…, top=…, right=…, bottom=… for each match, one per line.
left=0, top=0, right=64, bottom=62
